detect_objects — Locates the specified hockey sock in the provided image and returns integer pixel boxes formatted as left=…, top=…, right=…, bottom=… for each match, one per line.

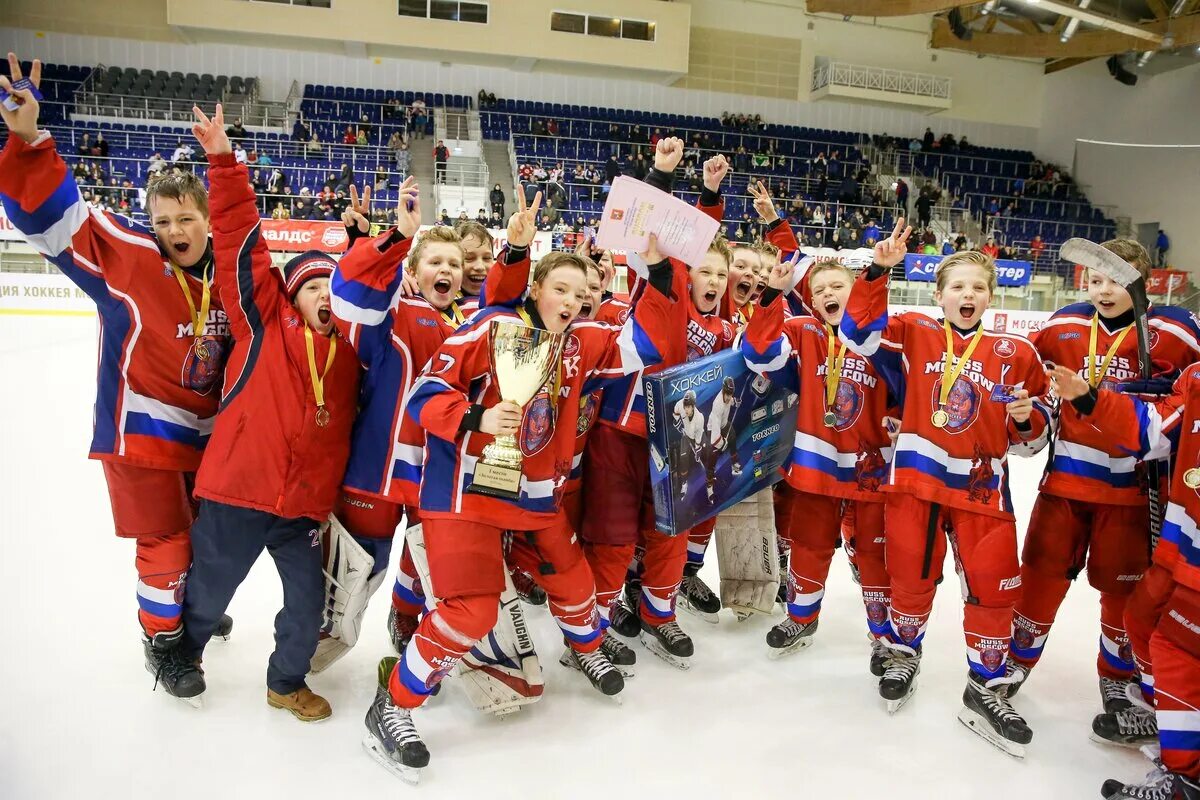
left=964, top=604, right=1013, bottom=682
left=686, top=527, right=713, bottom=570
left=389, top=597, right=495, bottom=708
left=1009, top=569, right=1069, bottom=670
left=582, top=542, right=636, bottom=625
left=391, top=542, right=426, bottom=618
left=1098, top=591, right=1136, bottom=680
left=135, top=530, right=191, bottom=638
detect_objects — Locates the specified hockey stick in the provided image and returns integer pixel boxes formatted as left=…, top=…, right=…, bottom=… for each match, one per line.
left=1059, top=239, right=1163, bottom=548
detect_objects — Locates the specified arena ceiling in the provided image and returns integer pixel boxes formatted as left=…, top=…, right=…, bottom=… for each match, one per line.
left=801, top=0, right=1200, bottom=73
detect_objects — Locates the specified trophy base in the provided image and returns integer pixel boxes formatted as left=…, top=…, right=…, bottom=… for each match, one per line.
left=467, top=461, right=523, bottom=501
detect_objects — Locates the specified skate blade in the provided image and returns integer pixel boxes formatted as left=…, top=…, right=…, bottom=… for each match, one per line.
left=638, top=633, right=692, bottom=671
left=679, top=600, right=720, bottom=625
left=883, top=679, right=918, bottom=715
left=362, top=733, right=423, bottom=785
left=957, top=708, right=1026, bottom=759
left=558, top=650, right=636, bottom=685
left=766, top=638, right=814, bottom=660
left=1088, top=732, right=1154, bottom=750
left=176, top=694, right=203, bottom=709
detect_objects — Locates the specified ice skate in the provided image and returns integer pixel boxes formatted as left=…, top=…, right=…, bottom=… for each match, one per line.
left=878, top=645, right=921, bottom=714
left=363, top=657, right=429, bottom=785
left=599, top=629, right=637, bottom=677
left=609, top=602, right=641, bottom=638
left=559, top=646, right=625, bottom=699
left=869, top=638, right=889, bottom=678
left=639, top=619, right=693, bottom=670
left=958, top=670, right=1033, bottom=758
left=510, top=568, right=547, bottom=607
left=212, top=614, right=234, bottom=642
left=388, top=606, right=419, bottom=656
left=1100, top=757, right=1196, bottom=800
left=1100, top=676, right=1135, bottom=714
left=679, top=566, right=721, bottom=624
left=1002, top=655, right=1029, bottom=698
left=765, top=617, right=817, bottom=659
left=143, top=628, right=205, bottom=708
left=1091, top=704, right=1158, bottom=749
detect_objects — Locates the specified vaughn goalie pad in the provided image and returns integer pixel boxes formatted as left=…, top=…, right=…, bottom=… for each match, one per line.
left=405, top=525, right=544, bottom=717
left=310, top=515, right=383, bottom=674
left=715, top=488, right=780, bottom=617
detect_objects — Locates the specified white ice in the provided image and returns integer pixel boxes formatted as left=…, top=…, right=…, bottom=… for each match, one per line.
left=1, top=315, right=1151, bottom=799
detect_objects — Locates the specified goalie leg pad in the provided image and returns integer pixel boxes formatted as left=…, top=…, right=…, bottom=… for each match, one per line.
left=716, top=489, right=781, bottom=617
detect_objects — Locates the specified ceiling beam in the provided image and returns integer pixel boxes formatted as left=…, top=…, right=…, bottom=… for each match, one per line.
left=805, top=0, right=973, bottom=15
left=997, top=15, right=1042, bottom=35
left=1145, top=0, right=1171, bottom=19
left=931, top=13, right=1200, bottom=57
left=1044, top=56, right=1095, bottom=74
left=1025, top=0, right=1165, bottom=41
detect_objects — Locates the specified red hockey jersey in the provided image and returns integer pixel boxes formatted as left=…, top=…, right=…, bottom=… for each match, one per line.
left=1084, top=366, right=1200, bottom=591
left=0, top=133, right=231, bottom=471
left=743, top=291, right=895, bottom=502
left=407, top=285, right=674, bottom=530
left=195, top=154, right=360, bottom=521
left=839, top=269, right=1051, bottom=519
left=330, top=233, right=530, bottom=506
left=1035, top=302, right=1200, bottom=506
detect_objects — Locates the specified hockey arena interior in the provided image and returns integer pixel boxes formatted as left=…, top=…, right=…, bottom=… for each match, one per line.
left=2, top=1, right=1200, bottom=797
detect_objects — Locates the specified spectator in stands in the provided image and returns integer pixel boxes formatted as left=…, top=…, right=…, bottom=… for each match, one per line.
left=940, top=132, right=957, bottom=152
left=828, top=150, right=841, bottom=178
left=385, top=97, right=402, bottom=119
left=633, top=152, right=648, bottom=180
left=356, top=128, right=368, bottom=147
left=251, top=168, right=266, bottom=195
left=268, top=167, right=288, bottom=197
left=77, top=133, right=91, bottom=156
left=475, top=208, right=489, bottom=226
left=835, top=219, right=858, bottom=250
left=271, top=202, right=290, bottom=220
left=147, top=151, right=168, bottom=175
left=605, top=155, right=621, bottom=184
left=837, top=173, right=859, bottom=205
left=172, top=139, right=195, bottom=165
left=955, top=233, right=969, bottom=252
left=358, top=113, right=373, bottom=140
left=434, top=140, right=450, bottom=184
left=293, top=191, right=315, bottom=221
left=922, top=240, right=938, bottom=256
left=411, top=95, right=428, bottom=139
left=257, top=151, right=273, bottom=167
left=1156, top=229, right=1170, bottom=267
left=862, top=219, right=881, bottom=247
left=374, top=167, right=388, bottom=193
left=923, top=127, right=935, bottom=151
left=306, top=133, right=323, bottom=157
left=226, top=117, right=248, bottom=141
left=537, top=214, right=552, bottom=232
left=907, top=137, right=922, bottom=153
left=734, top=146, right=750, bottom=174
left=915, top=188, right=933, bottom=230
left=895, top=178, right=909, bottom=215
left=683, top=160, right=700, bottom=192
left=335, top=163, right=353, bottom=193
left=942, top=238, right=955, bottom=256
left=531, top=118, right=546, bottom=136
left=394, top=143, right=410, bottom=178
left=440, top=208, right=452, bottom=226
left=387, top=129, right=405, bottom=153
left=981, top=237, right=1000, bottom=259
left=812, top=151, right=827, bottom=177
left=93, top=133, right=109, bottom=158
left=342, top=126, right=357, bottom=145
left=490, top=183, right=505, bottom=218
left=958, top=135, right=971, bottom=152
left=234, top=142, right=248, bottom=164
left=998, top=243, right=1014, bottom=260
left=490, top=211, right=503, bottom=228
left=477, top=89, right=497, bottom=109
left=546, top=119, right=559, bottom=137
left=1029, top=234, right=1045, bottom=264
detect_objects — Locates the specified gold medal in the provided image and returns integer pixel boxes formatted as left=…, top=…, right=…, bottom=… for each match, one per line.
left=304, top=325, right=338, bottom=430
left=931, top=408, right=950, bottom=428
left=315, top=406, right=331, bottom=428
left=1184, top=467, right=1200, bottom=489
left=934, top=321, right=984, bottom=432
left=823, top=324, right=847, bottom=432
left=172, top=261, right=213, bottom=363
left=823, top=411, right=837, bottom=428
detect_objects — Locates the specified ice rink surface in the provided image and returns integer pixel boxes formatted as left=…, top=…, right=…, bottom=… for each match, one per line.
left=0, top=315, right=1151, bottom=799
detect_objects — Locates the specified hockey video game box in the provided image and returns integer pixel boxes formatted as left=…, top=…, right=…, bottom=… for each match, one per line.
left=644, top=348, right=799, bottom=536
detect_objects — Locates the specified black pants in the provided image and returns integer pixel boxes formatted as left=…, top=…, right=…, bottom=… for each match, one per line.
left=180, top=500, right=324, bottom=694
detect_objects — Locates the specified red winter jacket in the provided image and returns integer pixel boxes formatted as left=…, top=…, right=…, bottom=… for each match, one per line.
left=194, top=154, right=361, bottom=521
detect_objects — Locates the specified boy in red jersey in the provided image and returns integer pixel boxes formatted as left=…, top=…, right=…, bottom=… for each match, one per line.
left=1007, top=239, right=1200, bottom=738
left=840, top=226, right=1051, bottom=757
left=0, top=55, right=232, bottom=696
left=743, top=257, right=895, bottom=673
left=361, top=244, right=676, bottom=782
left=174, top=106, right=361, bottom=720
left=1048, top=363, right=1200, bottom=799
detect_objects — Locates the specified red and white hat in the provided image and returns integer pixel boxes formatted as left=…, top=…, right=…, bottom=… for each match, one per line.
left=282, top=250, right=336, bottom=297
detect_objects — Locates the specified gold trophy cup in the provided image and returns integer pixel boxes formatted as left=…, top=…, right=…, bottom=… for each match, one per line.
left=467, top=320, right=565, bottom=500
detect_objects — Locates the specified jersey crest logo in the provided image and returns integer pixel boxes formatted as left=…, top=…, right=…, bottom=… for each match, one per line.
left=563, top=334, right=581, bottom=358
left=519, top=394, right=555, bottom=456
left=181, top=336, right=228, bottom=395
left=929, top=377, right=981, bottom=434
left=617, top=307, right=631, bottom=324
left=1149, top=329, right=1160, bottom=350
left=854, top=446, right=887, bottom=492
left=832, top=379, right=864, bottom=431
left=993, top=338, right=1016, bottom=358
left=576, top=393, right=599, bottom=437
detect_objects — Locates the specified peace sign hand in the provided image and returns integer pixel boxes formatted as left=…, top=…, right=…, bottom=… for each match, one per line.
left=393, top=176, right=421, bottom=239
left=873, top=217, right=912, bottom=269
left=748, top=180, right=779, bottom=224
left=191, top=104, right=232, bottom=156
left=341, top=183, right=372, bottom=234
left=0, top=52, right=42, bottom=144
left=507, top=189, right=542, bottom=249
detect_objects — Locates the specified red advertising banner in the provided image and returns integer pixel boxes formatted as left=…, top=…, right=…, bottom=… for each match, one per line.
left=1072, top=265, right=1189, bottom=296
left=260, top=219, right=350, bottom=253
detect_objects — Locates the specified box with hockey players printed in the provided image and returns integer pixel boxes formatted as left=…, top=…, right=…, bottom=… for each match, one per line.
left=644, top=348, right=798, bottom=535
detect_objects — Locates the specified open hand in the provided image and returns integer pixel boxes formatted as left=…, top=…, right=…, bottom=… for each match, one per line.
left=1046, top=364, right=1090, bottom=401
left=0, top=52, right=41, bottom=144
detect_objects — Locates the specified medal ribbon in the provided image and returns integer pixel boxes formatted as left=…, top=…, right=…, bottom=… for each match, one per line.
left=172, top=262, right=212, bottom=356
left=440, top=300, right=466, bottom=328
left=1088, top=313, right=1133, bottom=389
left=303, top=325, right=337, bottom=425
left=939, top=321, right=984, bottom=412
left=824, top=323, right=848, bottom=415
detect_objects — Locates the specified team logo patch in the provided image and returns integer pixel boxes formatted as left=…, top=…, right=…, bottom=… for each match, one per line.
left=411, top=579, right=425, bottom=601
left=1119, top=642, right=1133, bottom=665
left=929, top=377, right=981, bottom=434
left=898, top=624, right=919, bottom=644
left=609, top=209, right=624, bottom=221
left=832, top=379, right=865, bottom=431
left=993, top=337, right=1016, bottom=358
left=617, top=308, right=631, bottom=324
left=172, top=572, right=188, bottom=607
left=563, top=334, right=581, bottom=358
left=181, top=336, right=227, bottom=395
left=1149, top=329, right=1161, bottom=350
left=980, top=648, right=1004, bottom=673
left=1013, top=626, right=1034, bottom=651
left=576, top=393, right=598, bottom=437
left=425, top=664, right=453, bottom=690
left=866, top=601, right=888, bottom=625
left=519, top=395, right=555, bottom=456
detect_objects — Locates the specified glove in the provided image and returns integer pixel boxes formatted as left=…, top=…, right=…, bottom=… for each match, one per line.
left=1116, top=376, right=1175, bottom=396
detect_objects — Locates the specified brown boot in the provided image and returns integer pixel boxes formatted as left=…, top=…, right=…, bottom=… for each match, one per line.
left=267, top=687, right=332, bottom=722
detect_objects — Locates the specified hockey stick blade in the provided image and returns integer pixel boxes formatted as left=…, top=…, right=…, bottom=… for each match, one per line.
left=1059, top=238, right=1141, bottom=288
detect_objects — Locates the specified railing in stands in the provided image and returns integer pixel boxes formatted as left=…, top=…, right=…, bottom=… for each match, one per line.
left=812, top=59, right=952, bottom=101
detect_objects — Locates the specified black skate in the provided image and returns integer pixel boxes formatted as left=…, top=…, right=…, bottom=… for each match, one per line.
left=765, top=618, right=817, bottom=659
left=869, top=638, right=889, bottom=678
left=144, top=628, right=205, bottom=707
left=1101, top=760, right=1200, bottom=800
left=679, top=565, right=721, bottom=624
left=363, top=657, right=429, bottom=785
left=639, top=619, right=693, bottom=670
left=609, top=602, right=641, bottom=639
left=599, top=630, right=637, bottom=677
left=213, top=614, right=234, bottom=642
left=958, top=670, right=1033, bottom=758
left=1092, top=705, right=1158, bottom=749
left=1003, top=655, right=1029, bottom=698
left=878, top=645, right=921, bottom=714
left=559, top=646, right=625, bottom=698
left=511, top=568, right=548, bottom=607
left=1100, top=677, right=1135, bottom=714
left=388, top=606, right=419, bottom=656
